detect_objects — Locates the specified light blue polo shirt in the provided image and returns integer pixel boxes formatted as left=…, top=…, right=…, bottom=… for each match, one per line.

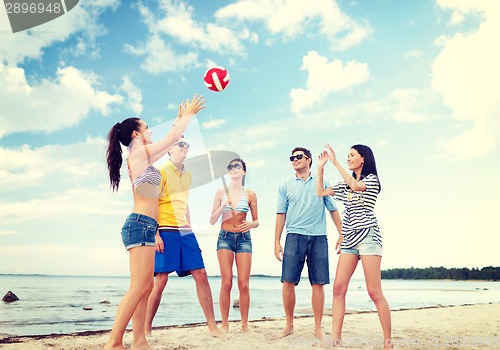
left=277, top=174, right=337, bottom=236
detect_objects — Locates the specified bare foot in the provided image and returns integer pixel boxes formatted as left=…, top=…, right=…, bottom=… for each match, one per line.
left=221, top=325, right=229, bottom=334
left=103, top=344, right=127, bottom=350
left=209, top=327, right=229, bottom=339
left=312, top=335, right=330, bottom=347
left=131, top=340, right=155, bottom=350
left=273, top=326, right=293, bottom=339
left=311, top=330, right=326, bottom=347
left=384, top=339, right=395, bottom=349
left=331, top=338, right=343, bottom=347
left=103, top=342, right=127, bottom=350
left=242, top=325, right=253, bottom=333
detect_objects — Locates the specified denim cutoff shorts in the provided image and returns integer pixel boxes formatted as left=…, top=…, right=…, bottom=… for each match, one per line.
left=216, top=230, right=252, bottom=253
left=341, top=228, right=382, bottom=258
left=121, top=213, right=158, bottom=250
left=281, top=233, right=329, bottom=286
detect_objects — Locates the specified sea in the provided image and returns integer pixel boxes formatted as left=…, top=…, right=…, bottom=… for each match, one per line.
left=1, top=274, right=499, bottom=337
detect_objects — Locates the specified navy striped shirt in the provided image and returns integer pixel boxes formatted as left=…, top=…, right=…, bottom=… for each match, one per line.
left=331, top=174, right=382, bottom=248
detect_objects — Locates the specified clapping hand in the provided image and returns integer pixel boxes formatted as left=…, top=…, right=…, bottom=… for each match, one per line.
left=325, top=143, right=337, bottom=164
left=318, top=150, right=329, bottom=167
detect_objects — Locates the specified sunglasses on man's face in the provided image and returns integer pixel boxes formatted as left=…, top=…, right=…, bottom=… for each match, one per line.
left=289, top=154, right=309, bottom=161
left=175, top=141, right=190, bottom=148
left=227, top=163, right=243, bottom=171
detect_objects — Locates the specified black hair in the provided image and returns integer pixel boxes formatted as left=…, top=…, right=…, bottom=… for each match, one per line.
left=106, top=117, right=141, bottom=192
left=351, top=144, right=381, bottom=193
left=291, top=147, right=312, bottom=168
left=228, top=158, right=246, bottom=186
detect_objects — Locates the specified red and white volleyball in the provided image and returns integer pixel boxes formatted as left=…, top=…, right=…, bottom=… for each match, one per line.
left=203, top=66, right=230, bottom=92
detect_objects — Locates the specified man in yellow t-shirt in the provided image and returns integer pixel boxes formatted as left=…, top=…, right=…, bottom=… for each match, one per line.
left=144, top=137, right=225, bottom=339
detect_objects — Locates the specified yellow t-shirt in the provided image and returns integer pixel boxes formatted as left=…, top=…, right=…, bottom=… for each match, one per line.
left=158, top=161, right=192, bottom=227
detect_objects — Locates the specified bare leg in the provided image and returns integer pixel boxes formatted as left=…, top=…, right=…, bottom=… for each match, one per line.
left=332, top=254, right=358, bottom=347
left=144, top=273, right=169, bottom=336
left=235, top=252, right=252, bottom=332
left=191, top=268, right=227, bottom=339
left=131, top=292, right=154, bottom=350
left=360, top=255, right=393, bottom=349
left=217, top=250, right=234, bottom=333
left=275, top=281, right=295, bottom=339
left=104, top=246, right=155, bottom=350
left=311, top=284, right=324, bottom=339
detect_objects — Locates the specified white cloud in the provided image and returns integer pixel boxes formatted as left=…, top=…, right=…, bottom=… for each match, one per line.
left=0, top=136, right=142, bottom=276
left=432, top=0, right=500, bottom=159
left=215, top=0, right=372, bottom=51
left=449, top=11, right=465, bottom=25
left=391, top=89, right=429, bottom=122
left=207, top=121, right=283, bottom=154
left=205, top=59, right=218, bottom=69
left=125, top=34, right=199, bottom=74
left=201, top=118, right=227, bottom=129
left=0, top=64, right=123, bottom=137
left=120, top=77, right=143, bottom=115
left=0, top=0, right=119, bottom=65
left=0, top=137, right=104, bottom=187
left=126, top=1, right=251, bottom=74
left=403, top=49, right=424, bottom=59
left=0, top=245, right=127, bottom=276
left=0, top=187, right=129, bottom=226
left=437, top=0, right=493, bottom=25
left=290, top=51, right=370, bottom=113
left=0, top=137, right=130, bottom=235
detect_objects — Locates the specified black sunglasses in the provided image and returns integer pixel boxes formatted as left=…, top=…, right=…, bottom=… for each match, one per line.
left=175, top=141, right=190, bottom=148
left=289, top=154, right=309, bottom=161
left=227, top=163, right=243, bottom=171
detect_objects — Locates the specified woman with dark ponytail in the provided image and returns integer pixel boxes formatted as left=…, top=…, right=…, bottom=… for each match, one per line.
left=104, top=94, right=206, bottom=350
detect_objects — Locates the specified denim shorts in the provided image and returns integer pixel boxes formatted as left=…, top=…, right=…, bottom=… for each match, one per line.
left=155, top=229, right=205, bottom=277
left=341, top=229, right=382, bottom=258
left=216, top=230, right=252, bottom=253
left=121, top=213, right=158, bottom=250
left=281, top=233, right=329, bottom=286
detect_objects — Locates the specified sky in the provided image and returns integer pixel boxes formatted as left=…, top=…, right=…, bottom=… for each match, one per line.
left=0, top=0, right=499, bottom=278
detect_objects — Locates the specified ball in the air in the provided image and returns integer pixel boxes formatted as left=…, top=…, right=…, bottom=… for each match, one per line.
left=203, top=66, right=230, bottom=92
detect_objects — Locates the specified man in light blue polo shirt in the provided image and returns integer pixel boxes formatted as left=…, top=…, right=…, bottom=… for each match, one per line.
left=274, top=146, right=342, bottom=340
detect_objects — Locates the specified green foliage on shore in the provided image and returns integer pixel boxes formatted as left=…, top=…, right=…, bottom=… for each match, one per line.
left=381, top=266, right=500, bottom=280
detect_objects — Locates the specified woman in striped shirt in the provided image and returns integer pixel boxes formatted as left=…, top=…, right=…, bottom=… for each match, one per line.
left=316, top=144, right=393, bottom=348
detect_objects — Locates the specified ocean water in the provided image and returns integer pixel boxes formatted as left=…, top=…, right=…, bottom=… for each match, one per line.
left=0, top=274, right=499, bottom=337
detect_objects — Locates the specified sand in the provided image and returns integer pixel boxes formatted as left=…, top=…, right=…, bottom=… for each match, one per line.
left=1, top=303, right=499, bottom=349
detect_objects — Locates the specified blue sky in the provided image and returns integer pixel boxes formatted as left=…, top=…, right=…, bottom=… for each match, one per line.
left=0, top=0, right=498, bottom=277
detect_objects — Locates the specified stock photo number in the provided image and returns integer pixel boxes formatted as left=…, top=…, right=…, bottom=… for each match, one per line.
left=5, top=1, right=62, bottom=14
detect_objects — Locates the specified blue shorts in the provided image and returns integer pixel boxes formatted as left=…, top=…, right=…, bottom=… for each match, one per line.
left=281, top=233, right=329, bottom=286
left=341, top=228, right=382, bottom=258
left=121, top=213, right=158, bottom=250
left=216, top=230, right=252, bottom=253
left=155, top=229, right=205, bottom=277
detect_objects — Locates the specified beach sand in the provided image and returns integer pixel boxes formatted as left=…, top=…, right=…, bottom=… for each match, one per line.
left=0, top=303, right=499, bottom=349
